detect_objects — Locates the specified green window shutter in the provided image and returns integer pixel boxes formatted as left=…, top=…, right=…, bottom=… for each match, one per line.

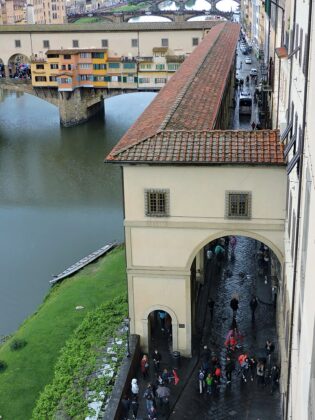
left=123, top=76, right=127, bottom=83
left=118, top=76, right=121, bottom=82
left=134, top=76, right=138, bottom=82
left=265, top=0, right=271, bottom=17
left=105, top=76, right=110, bottom=82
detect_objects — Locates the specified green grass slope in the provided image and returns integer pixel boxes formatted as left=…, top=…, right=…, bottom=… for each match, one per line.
left=0, top=246, right=126, bottom=419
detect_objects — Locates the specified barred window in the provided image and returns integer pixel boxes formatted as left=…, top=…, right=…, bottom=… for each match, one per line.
left=101, top=39, right=108, bottom=48
left=131, top=39, right=138, bottom=48
left=192, top=37, right=199, bottom=46
left=145, top=189, right=169, bottom=217
left=161, top=38, right=169, bottom=47
left=226, top=191, right=251, bottom=219
left=72, top=40, right=79, bottom=48
left=43, top=40, right=50, bottom=49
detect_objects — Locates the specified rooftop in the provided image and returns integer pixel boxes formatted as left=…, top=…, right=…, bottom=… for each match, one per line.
left=106, top=22, right=285, bottom=166
left=0, top=21, right=218, bottom=33
left=108, top=130, right=285, bottom=165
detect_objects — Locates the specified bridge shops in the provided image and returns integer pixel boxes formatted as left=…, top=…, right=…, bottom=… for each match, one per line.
left=106, top=22, right=286, bottom=357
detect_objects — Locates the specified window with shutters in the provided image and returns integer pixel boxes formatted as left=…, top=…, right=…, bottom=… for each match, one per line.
left=225, top=191, right=252, bottom=219
left=145, top=189, right=170, bottom=217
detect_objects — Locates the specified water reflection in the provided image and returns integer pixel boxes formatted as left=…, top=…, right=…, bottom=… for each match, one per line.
left=188, top=15, right=226, bottom=21
left=128, top=15, right=171, bottom=22
left=159, top=0, right=180, bottom=11
left=216, top=0, right=239, bottom=12
left=185, top=0, right=211, bottom=11
left=0, top=89, right=156, bottom=336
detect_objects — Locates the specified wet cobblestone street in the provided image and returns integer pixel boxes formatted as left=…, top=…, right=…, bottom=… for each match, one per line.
left=169, top=237, right=281, bottom=420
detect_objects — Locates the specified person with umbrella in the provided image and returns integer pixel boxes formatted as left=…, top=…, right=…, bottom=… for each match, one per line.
left=156, top=382, right=170, bottom=415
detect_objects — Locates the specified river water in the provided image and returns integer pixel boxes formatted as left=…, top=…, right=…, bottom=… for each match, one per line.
left=0, top=90, right=156, bottom=336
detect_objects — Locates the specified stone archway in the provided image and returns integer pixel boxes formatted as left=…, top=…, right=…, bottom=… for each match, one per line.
left=142, top=304, right=179, bottom=353
left=186, top=229, right=284, bottom=271
left=0, top=58, right=4, bottom=77
left=8, top=54, right=30, bottom=78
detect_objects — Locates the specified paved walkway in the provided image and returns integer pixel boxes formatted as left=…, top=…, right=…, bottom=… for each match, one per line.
left=169, top=237, right=281, bottom=420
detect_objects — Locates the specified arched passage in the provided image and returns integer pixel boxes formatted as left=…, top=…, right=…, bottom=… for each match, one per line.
left=188, top=233, right=282, bottom=360
left=8, top=54, right=31, bottom=79
left=142, top=305, right=178, bottom=353
left=0, top=58, right=4, bottom=78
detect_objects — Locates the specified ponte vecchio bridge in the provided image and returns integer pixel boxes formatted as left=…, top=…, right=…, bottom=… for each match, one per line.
left=0, top=21, right=223, bottom=126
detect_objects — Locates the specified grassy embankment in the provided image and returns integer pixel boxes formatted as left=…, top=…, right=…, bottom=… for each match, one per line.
left=74, top=16, right=104, bottom=23
left=111, top=2, right=148, bottom=12
left=0, top=245, right=126, bottom=420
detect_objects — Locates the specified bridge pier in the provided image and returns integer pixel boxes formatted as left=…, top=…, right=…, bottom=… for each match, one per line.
left=58, top=88, right=104, bottom=127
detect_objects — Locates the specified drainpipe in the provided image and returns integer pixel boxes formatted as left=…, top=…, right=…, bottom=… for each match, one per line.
left=269, top=0, right=285, bottom=128
left=285, top=0, right=312, bottom=418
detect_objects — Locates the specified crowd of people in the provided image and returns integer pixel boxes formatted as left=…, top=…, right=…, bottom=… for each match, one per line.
left=198, top=237, right=280, bottom=399
left=121, top=347, right=179, bottom=420
left=120, top=237, right=280, bottom=419
left=0, top=62, right=31, bottom=79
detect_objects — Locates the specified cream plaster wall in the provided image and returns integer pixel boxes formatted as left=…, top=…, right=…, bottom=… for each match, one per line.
left=0, top=28, right=206, bottom=64
left=123, top=164, right=286, bottom=355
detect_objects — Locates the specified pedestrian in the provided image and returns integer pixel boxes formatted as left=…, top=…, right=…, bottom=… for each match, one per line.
left=230, top=295, right=239, bottom=317
left=225, top=356, right=235, bottom=383
left=156, top=382, right=170, bottom=406
left=198, top=367, right=205, bottom=394
left=161, top=367, right=171, bottom=384
left=257, top=361, right=265, bottom=386
left=131, top=378, right=139, bottom=398
left=120, top=394, right=130, bottom=420
left=251, top=121, right=256, bottom=130
left=158, top=310, right=166, bottom=331
left=207, top=298, right=215, bottom=321
left=206, top=248, right=213, bottom=261
left=213, top=365, right=221, bottom=394
left=248, top=356, right=257, bottom=381
left=200, top=345, right=211, bottom=373
left=238, top=353, right=249, bottom=382
left=270, top=365, right=280, bottom=394
left=205, top=373, right=213, bottom=394
left=152, top=349, right=161, bottom=373
left=230, top=235, right=237, bottom=257
left=249, top=295, right=258, bottom=322
left=131, top=395, right=139, bottom=419
left=147, top=405, right=157, bottom=420
left=143, top=383, right=155, bottom=413
left=265, top=339, right=275, bottom=366
left=141, top=354, right=149, bottom=379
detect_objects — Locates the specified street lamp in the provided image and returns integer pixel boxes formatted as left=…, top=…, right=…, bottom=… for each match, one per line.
left=124, top=317, right=131, bottom=358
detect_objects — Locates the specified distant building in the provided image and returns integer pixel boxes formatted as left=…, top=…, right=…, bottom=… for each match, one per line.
left=0, top=0, right=26, bottom=24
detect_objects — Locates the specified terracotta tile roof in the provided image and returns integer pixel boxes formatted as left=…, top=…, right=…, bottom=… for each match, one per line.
left=109, top=130, right=285, bottom=165
left=107, top=22, right=240, bottom=161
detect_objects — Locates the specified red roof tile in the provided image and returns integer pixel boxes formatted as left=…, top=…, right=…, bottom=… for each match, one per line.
left=109, top=130, right=285, bottom=165
left=107, top=22, right=239, bottom=161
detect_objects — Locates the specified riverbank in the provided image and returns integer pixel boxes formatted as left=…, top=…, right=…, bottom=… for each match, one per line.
left=0, top=245, right=126, bottom=419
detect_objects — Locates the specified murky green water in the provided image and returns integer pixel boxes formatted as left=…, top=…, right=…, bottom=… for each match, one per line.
left=0, top=90, right=156, bottom=336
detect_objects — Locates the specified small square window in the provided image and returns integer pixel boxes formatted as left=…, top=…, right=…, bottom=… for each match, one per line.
left=131, top=39, right=138, bottom=48
left=73, top=40, right=79, bottom=48
left=43, top=40, right=50, bottom=49
left=161, top=38, right=169, bottom=47
left=145, top=189, right=170, bottom=217
left=101, top=39, right=108, bottom=48
left=192, top=37, right=199, bottom=46
left=225, top=191, right=251, bottom=219
left=15, top=40, right=21, bottom=48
